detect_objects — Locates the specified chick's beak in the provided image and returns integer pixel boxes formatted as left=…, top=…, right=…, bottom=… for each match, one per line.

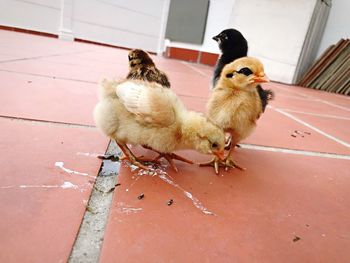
left=252, top=75, right=269, bottom=83
left=212, top=35, right=219, bottom=42
left=213, top=149, right=225, bottom=160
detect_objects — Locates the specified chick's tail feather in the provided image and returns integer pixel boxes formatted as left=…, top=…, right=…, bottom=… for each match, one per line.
left=98, top=78, right=120, bottom=100
left=257, top=85, right=274, bottom=112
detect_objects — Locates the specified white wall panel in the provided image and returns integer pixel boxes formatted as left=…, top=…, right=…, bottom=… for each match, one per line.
left=71, top=0, right=167, bottom=52
left=317, top=0, right=350, bottom=58
left=229, top=0, right=317, bottom=84
left=201, top=0, right=236, bottom=53
left=0, top=0, right=169, bottom=53
left=0, top=0, right=61, bottom=34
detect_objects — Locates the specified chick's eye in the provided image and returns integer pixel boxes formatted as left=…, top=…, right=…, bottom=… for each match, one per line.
left=226, top=73, right=234, bottom=78
left=211, top=142, right=218, bottom=149
left=236, top=67, right=253, bottom=76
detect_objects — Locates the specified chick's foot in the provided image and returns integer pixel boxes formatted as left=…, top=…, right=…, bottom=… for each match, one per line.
left=120, top=154, right=161, bottom=165
left=199, top=155, right=245, bottom=174
left=154, top=153, right=194, bottom=172
left=199, top=157, right=223, bottom=175
left=117, top=142, right=150, bottom=170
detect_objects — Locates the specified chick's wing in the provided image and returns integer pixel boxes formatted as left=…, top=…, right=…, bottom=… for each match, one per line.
left=116, top=81, right=176, bottom=127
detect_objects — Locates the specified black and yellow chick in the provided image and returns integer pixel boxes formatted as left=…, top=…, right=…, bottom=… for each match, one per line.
left=212, top=28, right=274, bottom=112
left=126, top=49, right=171, bottom=88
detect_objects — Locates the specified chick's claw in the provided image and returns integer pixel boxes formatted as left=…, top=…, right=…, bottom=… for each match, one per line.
left=126, top=155, right=150, bottom=170
left=199, top=155, right=245, bottom=174
left=224, top=155, right=246, bottom=171
left=199, top=157, right=224, bottom=175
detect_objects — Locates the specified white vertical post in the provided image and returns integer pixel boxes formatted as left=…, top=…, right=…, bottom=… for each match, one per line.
left=157, top=0, right=171, bottom=56
left=59, top=0, right=74, bottom=41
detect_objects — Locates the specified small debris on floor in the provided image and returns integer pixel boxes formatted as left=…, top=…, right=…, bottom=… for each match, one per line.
left=27, top=80, right=32, bottom=83
left=306, top=224, right=310, bottom=227
left=293, top=236, right=301, bottom=242
left=291, top=130, right=312, bottom=138
left=167, top=199, right=174, bottom=206
left=138, top=193, right=145, bottom=200
left=86, top=206, right=96, bottom=214
left=98, top=154, right=120, bottom=162
left=115, top=183, right=121, bottom=187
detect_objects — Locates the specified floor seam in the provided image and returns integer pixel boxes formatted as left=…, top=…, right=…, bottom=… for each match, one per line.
left=0, top=69, right=96, bottom=84
left=68, top=140, right=121, bottom=263
left=0, top=115, right=96, bottom=129
left=277, top=108, right=350, bottom=121
left=240, top=143, right=350, bottom=160
left=271, top=106, right=350, bottom=148
left=0, top=50, right=93, bottom=64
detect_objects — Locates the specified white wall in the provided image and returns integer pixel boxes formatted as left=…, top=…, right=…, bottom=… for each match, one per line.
left=229, top=0, right=317, bottom=84
left=0, top=0, right=61, bottom=34
left=201, top=0, right=236, bottom=53
left=71, top=0, right=169, bottom=53
left=317, top=0, right=350, bottom=58
left=0, top=0, right=170, bottom=53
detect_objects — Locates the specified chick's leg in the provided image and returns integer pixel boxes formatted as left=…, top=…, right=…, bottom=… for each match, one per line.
left=116, top=142, right=149, bottom=170
left=152, top=152, right=193, bottom=172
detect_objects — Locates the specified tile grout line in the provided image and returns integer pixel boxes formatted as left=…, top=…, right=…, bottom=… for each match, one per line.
left=0, top=69, right=96, bottom=84
left=0, top=50, right=94, bottom=64
left=273, top=84, right=350, bottom=110
left=180, top=61, right=209, bottom=78
left=271, top=107, right=350, bottom=148
left=240, top=144, right=350, bottom=160
left=69, top=140, right=121, bottom=263
left=316, top=99, right=350, bottom=112
left=0, top=115, right=96, bottom=129
left=277, top=108, right=350, bottom=121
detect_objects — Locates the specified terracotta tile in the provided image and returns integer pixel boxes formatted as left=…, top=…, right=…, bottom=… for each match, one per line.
left=0, top=71, right=99, bottom=125
left=0, top=30, right=92, bottom=58
left=0, top=118, right=107, bottom=263
left=245, top=108, right=350, bottom=155
left=291, top=113, right=350, bottom=144
left=267, top=82, right=350, bottom=110
left=100, top=148, right=350, bottom=263
left=0, top=54, right=21, bottom=62
left=0, top=59, right=120, bottom=83
left=269, top=90, right=350, bottom=118
left=169, top=72, right=211, bottom=98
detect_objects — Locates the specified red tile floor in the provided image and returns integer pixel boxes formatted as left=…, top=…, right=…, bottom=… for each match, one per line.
left=0, top=30, right=349, bottom=262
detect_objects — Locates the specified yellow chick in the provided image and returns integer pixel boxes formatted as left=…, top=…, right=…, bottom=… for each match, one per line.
left=201, top=57, right=269, bottom=174
left=93, top=79, right=225, bottom=171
